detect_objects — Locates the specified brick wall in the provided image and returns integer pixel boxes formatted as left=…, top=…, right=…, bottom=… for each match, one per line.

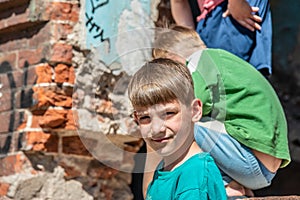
left=0, top=0, right=77, bottom=149
left=1, top=0, right=299, bottom=199
left=0, top=0, right=144, bottom=199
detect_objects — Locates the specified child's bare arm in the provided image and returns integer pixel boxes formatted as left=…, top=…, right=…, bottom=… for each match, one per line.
left=222, top=0, right=262, bottom=31
left=171, top=0, right=195, bottom=29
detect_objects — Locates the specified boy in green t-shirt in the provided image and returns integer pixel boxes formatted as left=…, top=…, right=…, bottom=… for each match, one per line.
left=144, top=25, right=291, bottom=198
left=128, top=58, right=226, bottom=200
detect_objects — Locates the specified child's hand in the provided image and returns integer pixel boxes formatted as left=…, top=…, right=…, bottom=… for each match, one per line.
left=222, top=0, right=262, bottom=32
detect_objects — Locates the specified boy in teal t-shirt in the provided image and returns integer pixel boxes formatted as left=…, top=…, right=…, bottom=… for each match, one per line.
left=148, top=25, right=291, bottom=197
left=146, top=153, right=225, bottom=200
left=128, top=58, right=226, bottom=199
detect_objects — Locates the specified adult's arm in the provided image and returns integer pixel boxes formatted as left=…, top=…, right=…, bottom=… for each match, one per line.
left=170, top=0, right=195, bottom=29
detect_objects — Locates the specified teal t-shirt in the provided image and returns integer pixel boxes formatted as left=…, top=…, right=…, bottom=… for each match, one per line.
left=187, top=49, right=290, bottom=167
left=146, top=153, right=226, bottom=200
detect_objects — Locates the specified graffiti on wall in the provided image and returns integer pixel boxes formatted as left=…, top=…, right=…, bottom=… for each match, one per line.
left=85, top=0, right=153, bottom=68
left=85, top=0, right=109, bottom=44
left=0, top=61, right=33, bottom=155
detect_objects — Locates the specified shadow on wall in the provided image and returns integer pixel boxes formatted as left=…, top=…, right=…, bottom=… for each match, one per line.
left=266, top=0, right=300, bottom=196
left=271, top=0, right=300, bottom=83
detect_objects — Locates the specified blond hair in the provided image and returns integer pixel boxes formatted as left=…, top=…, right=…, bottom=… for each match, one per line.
left=128, top=58, right=195, bottom=108
left=152, top=25, right=206, bottom=60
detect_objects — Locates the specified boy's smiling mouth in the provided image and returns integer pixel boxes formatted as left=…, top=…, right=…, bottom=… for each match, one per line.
left=151, top=135, right=174, bottom=143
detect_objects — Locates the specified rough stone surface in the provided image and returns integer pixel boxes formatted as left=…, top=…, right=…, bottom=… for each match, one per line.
left=3, top=166, right=93, bottom=200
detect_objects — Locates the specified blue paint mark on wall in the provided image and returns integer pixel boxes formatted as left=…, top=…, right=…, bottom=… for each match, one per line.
left=85, top=0, right=151, bottom=65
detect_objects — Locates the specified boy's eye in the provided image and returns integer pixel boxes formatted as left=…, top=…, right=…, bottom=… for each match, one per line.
left=164, top=111, right=177, bottom=119
left=137, top=115, right=151, bottom=125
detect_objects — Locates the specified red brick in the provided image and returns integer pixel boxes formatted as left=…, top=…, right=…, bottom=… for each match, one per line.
left=0, top=37, right=29, bottom=52
left=0, top=112, right=11, bottom=133
left=35, top=64, right=53, bottom=84
left=87, top=162, right=118, bottom=179
left=50, top=43, right=73, bottom=64
left=31, top=87, right=55, bottom=113
left=28, top=22, right=52, bottom=49
left=39, top=109, right=67, bottom=128
left=0, top=182, right=10, bottom=196
left=32, top=86, right=72, bottom=109
left=0, top=71, right=24, bottom=97
left=47, top=2, right=79, bottom=22
left=62, top=136, right=92, bottom=156
left=0, top=73, right=29, bottom=112
left=12, top=70, right=24, bottom=89
left=25, top=131, right=58, bottom=152
left=25, top=65, right=38, bottom=86
left=52, top=22, right=74, bottom=41
left=40, top=133, right=59, bottom=153
left=0, top=89, right=12, bottom=112
left=0, top=20, right=50, bottom=51
left=55, top=63, right=69, bottom=84
left=65, top=110, right=77, bottom=130
left=6, top=6, right=30, bottom=28
left=0, top=52, right=17, bottom=71
left=30, top=93, right=52, bottom=115
left=0, top=70, right=24, bottom=90
left=0, top=110, right=25, bottom=133
left=55, top=95, right=72, bottom=108
left=0, top=71, right=24, bottom=91
left=30, top=115, right=44, bottom=129
left=68, top=66, right=75, bottom=84
left=18, top=47, right=47, bottom=68
left=33, top=87, right=54, bottom=111
left=0, top=17, right=6, bottom=30
left=0, top=153, right=32, bottom=176
left=0, top=1, right=30, bottom=28
left=0, top=74, right=9, bottom=91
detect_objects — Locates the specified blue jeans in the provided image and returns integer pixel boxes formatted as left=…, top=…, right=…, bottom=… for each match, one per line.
left=194, top=118, right=275, bottom=190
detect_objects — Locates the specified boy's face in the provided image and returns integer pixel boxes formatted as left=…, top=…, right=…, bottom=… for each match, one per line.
left=134, top=100, right=199, bottom=157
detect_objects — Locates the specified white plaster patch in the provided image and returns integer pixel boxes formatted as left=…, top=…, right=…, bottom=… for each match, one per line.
left=116, top=0, right=155, bottom=75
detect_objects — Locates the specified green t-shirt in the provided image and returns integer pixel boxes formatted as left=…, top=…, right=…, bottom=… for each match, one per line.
left=187, top=49, right=290, bottom=167
left=146, top=153, right=226, bottom=200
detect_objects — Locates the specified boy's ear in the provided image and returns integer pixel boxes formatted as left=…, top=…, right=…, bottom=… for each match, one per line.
left=191, top=99, right=202, bottom=122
